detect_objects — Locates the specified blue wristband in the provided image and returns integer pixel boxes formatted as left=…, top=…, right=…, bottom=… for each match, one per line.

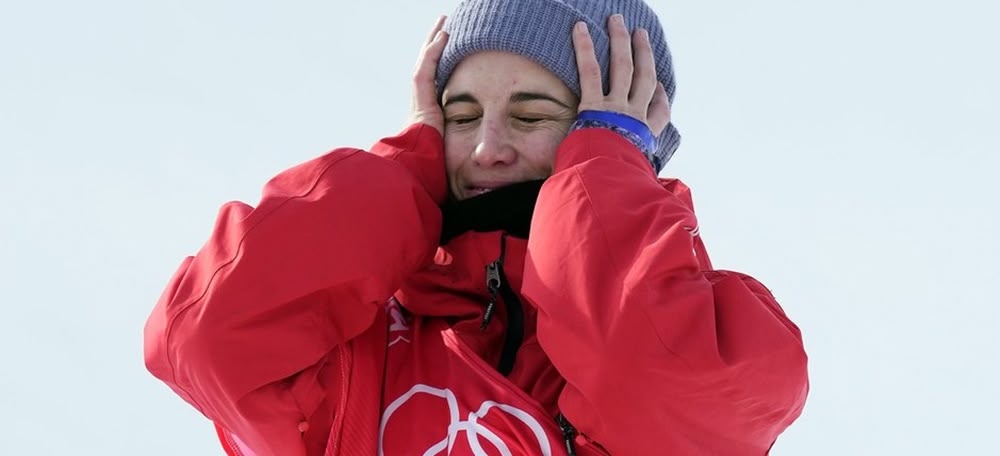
left=576, top=110, right=657, bottom=152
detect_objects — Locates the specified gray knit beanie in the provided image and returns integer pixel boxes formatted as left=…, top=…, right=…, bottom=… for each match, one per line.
left=437, top=0, right=680, bottom=171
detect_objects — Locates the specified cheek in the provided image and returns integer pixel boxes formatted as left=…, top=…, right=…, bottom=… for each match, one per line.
left=443, top=134, right=471, bottom=177
left=520, top=130, right=568, bottom=171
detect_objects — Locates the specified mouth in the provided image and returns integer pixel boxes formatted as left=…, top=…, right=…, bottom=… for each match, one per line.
left=467, top=187, right=496, bottom=197
left=464, top=181, right=514, bottom=198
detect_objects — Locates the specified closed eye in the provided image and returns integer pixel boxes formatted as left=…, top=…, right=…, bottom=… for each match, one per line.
left=514, top=117, right=544, bottom=124
left=447, top=116, right=480, bottom=125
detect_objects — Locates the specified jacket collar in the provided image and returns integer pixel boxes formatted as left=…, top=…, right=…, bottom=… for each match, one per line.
left=399, top=230, right=528, bottom=319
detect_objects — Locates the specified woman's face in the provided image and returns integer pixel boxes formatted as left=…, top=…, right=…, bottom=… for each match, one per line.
left=442, top=51, right=578, bottom=200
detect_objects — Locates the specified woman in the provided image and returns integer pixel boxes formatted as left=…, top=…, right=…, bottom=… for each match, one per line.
left=144, top=0, right=809, bottom=454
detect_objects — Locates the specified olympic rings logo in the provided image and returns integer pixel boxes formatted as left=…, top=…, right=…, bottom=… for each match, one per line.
left=378, top=384, right=553, bottom=456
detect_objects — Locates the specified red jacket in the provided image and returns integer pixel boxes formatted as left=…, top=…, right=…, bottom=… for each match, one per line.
left=144, top=124, right=808, bottom=455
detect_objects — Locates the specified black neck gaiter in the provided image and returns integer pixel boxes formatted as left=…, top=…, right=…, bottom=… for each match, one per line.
left=439, top=180, right=544, bottom=245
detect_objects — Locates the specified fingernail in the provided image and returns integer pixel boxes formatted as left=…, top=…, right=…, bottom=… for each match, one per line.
left=575, top=21, right=588, bottom=33
left=614, top=14, right=625, bottom=24
left=434, top=30, right=445, bottom=41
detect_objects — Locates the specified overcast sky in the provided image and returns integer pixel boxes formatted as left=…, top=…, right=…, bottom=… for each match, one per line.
left=1, top=0, right=997, bottom=454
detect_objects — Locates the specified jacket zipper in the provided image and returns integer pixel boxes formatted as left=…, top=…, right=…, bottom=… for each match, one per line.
left=476, top=234, right=594, bottom=454
left=480, top=233, right=525, bottom=377
left=556, top=413, right=579, bottom=456
left=481, top=260, right=501, bottom=330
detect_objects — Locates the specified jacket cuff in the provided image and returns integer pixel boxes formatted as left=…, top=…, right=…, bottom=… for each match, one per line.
left=554, top=127, right=659, bottom=178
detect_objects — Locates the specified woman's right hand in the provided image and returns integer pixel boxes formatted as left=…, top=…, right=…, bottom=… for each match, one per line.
left=408, top=16, right=449, bottom=135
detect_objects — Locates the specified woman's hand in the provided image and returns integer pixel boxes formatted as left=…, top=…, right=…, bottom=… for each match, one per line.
left=408, top=15, right=449, bottom=135
left=572, top=14, right=670, bottom=136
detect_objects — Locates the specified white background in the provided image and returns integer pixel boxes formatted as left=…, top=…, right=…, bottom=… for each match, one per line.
left=1, top=0, right=997, bottom=454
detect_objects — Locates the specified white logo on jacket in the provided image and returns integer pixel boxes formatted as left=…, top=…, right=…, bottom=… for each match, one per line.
left=378, top=384, right=552, bottom=456
left=387, top=297, right=411, bottom=347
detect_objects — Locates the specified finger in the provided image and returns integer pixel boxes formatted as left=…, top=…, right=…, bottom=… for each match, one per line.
left=647, top=82, right=671, bottom=136
left=423, top=15, right=447, bottom=47
left=414, top=15, right=447, bottom=74
left=413, top=27, right=448, bottom=107
left=607, top=14, right=634, bottom=99
left=414, top=31, right=447, bottom=83
left=572, top=21, right=603, bottom=108
left=629, top=29, right=657, bottom=105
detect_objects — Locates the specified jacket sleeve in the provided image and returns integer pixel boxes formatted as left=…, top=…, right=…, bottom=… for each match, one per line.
left=143, top=124, right=446, bottom=455
left=521, top=128, right=809, bottom=455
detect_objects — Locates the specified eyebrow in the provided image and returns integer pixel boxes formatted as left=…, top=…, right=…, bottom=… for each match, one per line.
left=443, top=91, right=573, bottom=110
left=442, top=93, right=478, bottom=108
left=509, top=92, right=574, bottom=109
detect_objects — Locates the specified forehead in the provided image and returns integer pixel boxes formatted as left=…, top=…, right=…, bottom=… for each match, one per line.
left=443, top=51, right=573, bottom=102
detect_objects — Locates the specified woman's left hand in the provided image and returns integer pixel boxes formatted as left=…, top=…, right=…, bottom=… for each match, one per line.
left=572, top=14, right=670, bottom=136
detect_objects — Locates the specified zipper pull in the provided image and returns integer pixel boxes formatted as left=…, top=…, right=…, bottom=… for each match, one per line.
left=481, top=260, right=502, bottom=330
left=557, top=413, right=578, bottom=456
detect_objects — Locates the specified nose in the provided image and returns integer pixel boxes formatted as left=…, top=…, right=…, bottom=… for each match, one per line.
left=472, top=119, right=516, bottom=168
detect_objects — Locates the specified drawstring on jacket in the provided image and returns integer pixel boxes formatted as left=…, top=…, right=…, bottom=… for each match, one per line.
left=480, top=233, right=525, bottom=377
